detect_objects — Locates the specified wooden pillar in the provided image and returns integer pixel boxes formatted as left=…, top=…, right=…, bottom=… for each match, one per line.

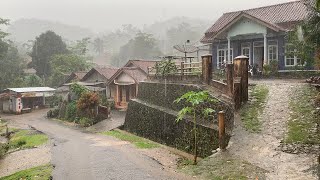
left=201, top=54, right=213, bottom=84
left=218, top=111, right=227, bottom=151
left=115, top=84, right=119, bottom=105
left=233, top=77, right=242, bottom=110
left=226, top=64, right=234, bottom=96
left=234, top=55, right=249, bottom=103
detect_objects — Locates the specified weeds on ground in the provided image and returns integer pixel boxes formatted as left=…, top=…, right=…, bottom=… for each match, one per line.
left=9, top=130, right=48, bottom=151
left=240, top=85, right=269, bottom=133
left=285, top=86, right=320, bottom=144
left=0, top=164, right=53, bottom=180
left=177, top=156, right=267, bottom=180
left=101, top=130, right=160, bottom=149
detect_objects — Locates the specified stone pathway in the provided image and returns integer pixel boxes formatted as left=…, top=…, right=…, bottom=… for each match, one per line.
left=228, top=81, right=318, bottom=180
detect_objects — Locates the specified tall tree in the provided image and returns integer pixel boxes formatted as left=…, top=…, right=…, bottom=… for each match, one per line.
left=69, top=37, right=91, bottom=56
left=49, top=54, right=91, bottom=87
left=30, top=31, right=68, bottom=78
left=112, top=32, right=162, bottom=66
left=0, top=18, right=26, bottom=90
left=93, top=38, right=104, bottom=55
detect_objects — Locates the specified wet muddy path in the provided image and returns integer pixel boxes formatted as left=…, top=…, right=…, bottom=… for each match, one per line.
left=228, top=81, right=318, bottom=180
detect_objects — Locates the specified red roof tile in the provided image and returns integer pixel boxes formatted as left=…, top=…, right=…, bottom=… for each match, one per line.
left=125, top=60, right=159, bottom=74
left=201, top=0, right=309, bottom=43
left=95, top=67, right=119, bottom=80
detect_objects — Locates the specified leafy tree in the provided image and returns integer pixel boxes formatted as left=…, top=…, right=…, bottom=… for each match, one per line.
left=93, top=38, right=104, bottom=55
left=166, top=22, right=201, bottom=51
left=154, top=58, right=177, bottom=77
left=24, top=74, right=43, bottom=87
left=49, top=54, right=91, bottom=87
left=69, top=37, right=91, bottom=56
left=175, top=91, right=216, bottom=164
left=0, top=44, right=25, bottom=90
left=70, top=83, right=88, bottom=98
left=30, top=31, right=68, bottom=78
left=112, top=32, right=162, bottom=66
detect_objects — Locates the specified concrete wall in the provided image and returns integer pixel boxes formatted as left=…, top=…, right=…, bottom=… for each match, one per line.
left=124, top=82, right=234, bottom=157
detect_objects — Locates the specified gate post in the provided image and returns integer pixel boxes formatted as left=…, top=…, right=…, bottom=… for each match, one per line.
left=201, top=54, right=212, bottom=84
left=218, top=111, right=227, bottom=151
left=233, top=56, right=249, bottom=103
left=226, top=64, right=234, bottom=96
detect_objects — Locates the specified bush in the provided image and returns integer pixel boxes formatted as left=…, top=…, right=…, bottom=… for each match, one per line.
left=47, top=108, right=59, bottom=118
left=77, top=92, right=99, bottom=118
left=0, top=143, right=8, bottom=158
left=65, top=101, right=77, bottom=121
left=79, top=117, right=93, bottom=127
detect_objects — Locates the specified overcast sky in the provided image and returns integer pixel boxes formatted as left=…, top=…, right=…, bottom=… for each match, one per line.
left=1, top=0, right=295, bottom=32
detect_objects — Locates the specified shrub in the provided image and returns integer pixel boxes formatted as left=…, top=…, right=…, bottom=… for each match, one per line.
left=47, top=108, right=59, bottom=118
left=0, top=143, right=8, bottom=158
left=77, top=92, right=99, bottom=118
left=65, top=101, right=77, bottom=121
left=79, top=117, right=92, bottom=127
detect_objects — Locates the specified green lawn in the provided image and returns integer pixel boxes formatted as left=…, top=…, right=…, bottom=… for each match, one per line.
left=0, top=164, right=53, bottom=180
left=285, top=85, right=320, bottom=144
left=101, top=130, right=160, bottom=149
left=178, top=156, right=266, bottom=180
left=240, top=85, right=269, bottom=133
left=9, top=130, right=48, bottom=151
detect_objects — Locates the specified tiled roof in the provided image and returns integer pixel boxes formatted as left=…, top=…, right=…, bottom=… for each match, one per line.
left=74, top=72, right=87, bottom=80
left=201, top=0, right=309, bottom=43
left=126, top=60, right=159, bottom=74
left=95, top=67, right=119, bottom=80
left=107, top=67, right=148, bottom=85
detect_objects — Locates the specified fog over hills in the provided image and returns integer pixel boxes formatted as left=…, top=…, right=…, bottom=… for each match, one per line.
left=6, top=18, right=95, bottom=43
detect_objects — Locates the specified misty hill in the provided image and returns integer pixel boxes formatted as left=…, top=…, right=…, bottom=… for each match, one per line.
left=7, top=18, right=95, bottom=43
left=144, top=16, right=212, bottom=40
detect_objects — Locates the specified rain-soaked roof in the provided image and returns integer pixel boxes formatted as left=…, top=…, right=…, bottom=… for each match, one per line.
left=7, top=87, right=56, bottom=93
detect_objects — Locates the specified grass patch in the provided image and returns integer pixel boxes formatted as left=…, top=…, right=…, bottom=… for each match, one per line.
left=9, top=130, right=48, bottom=150
left=0, top=164, right=53, bottom=180
left=240, top=85, right=269, bottom=133
left=101, top=130, right=160, bottom=149
left=285, top=85, right=320, bottom=144
left=178, top=156, right=266, bottom=180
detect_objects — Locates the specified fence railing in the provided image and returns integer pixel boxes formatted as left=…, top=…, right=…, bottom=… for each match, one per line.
left=148, top=61, right=202, bottom=76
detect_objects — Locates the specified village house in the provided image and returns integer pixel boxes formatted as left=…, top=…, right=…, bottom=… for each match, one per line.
left=0, top=87, right=55, bottom=114
left=107, top=60, right=159, bottom=109
left=63, top=71, right=88, bottom=84
left=201, top=0, right=310, bottom=71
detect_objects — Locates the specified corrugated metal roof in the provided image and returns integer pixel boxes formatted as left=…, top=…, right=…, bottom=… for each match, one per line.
left=201, top=0, right=309, bottom=43
left=7, top=87, right=56, bottom=93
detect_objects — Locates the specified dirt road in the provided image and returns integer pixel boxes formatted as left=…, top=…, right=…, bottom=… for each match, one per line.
left=3, top=110, right=190, bottom=180
left=228, top=80, right=318, bottom=180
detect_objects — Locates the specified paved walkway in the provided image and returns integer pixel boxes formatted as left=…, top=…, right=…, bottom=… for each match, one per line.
left=2, top=110, right=191, bottom=180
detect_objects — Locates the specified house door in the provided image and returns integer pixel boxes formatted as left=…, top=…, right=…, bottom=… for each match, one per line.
left=253, top=41, right=264, bottom=70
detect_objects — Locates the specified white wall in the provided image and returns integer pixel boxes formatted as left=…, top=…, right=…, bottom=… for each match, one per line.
left=228, top=17, right=267, bottom=38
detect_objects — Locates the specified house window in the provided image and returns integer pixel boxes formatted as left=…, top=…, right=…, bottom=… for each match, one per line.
left=285, top=45, right=301, bottom=66
left=217, top=48, right=233, bottom=68
left=268, top=40, right=278, bottom=62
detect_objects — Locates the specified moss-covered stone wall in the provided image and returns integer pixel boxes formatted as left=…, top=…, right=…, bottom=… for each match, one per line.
left=124, top=82, right=234, bottom=157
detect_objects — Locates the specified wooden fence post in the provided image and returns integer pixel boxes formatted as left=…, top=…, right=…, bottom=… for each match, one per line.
left=234, top=77, right=242, bottom=110
left=201, top=54, right=212, bottom=84
left=218, top=111, right=227, bottom=151
left=180, top=61, right=184, bottom=80
left=226, top=64, right=234, bottom=96
left=5, top=124, right=8, bottom=138
left=233, top=56, right=249, bottom=103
